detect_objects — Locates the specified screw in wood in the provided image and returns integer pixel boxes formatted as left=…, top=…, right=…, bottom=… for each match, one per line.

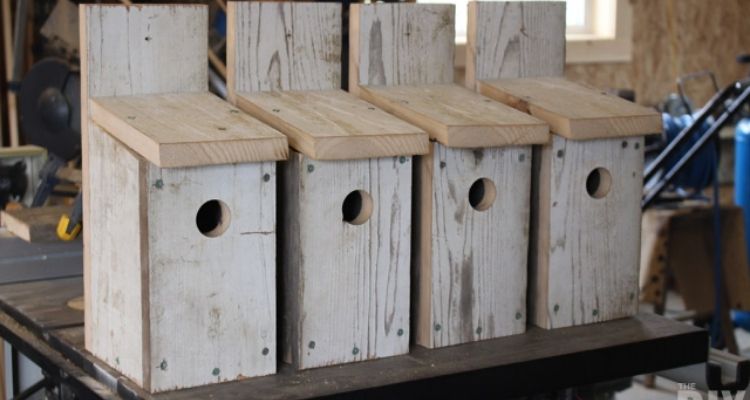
left=352, top=347, right=360, bottom=355
left=592, top=309, right=599, bottom=317
left=515, top=312, right=522, bottom=320
left=397, top=329, right=404, bottom=336
left=634, top=142, right=640, bottom=149
left=439, top=161, right=446, bottom=169
left=263, top=173, right=271, bottom=182
left=308, top=340, right=316, bottom=349
left=307, top=164, right=315, bottom=173
left=434, top=323, right=442, bottom=331
left=153, top=179, right=164, bottom=189
left=518, top=153, right=526, bottom=162
left=262, top=347, right=269, bottom=356
left=115, top=357, right=120, bottom=365
left=272, top=108, right=281, bottom=113
left=399, top=156, right=407, bottom=164
left=212, top=368, right=220, bottom=376
left=553, top=304, right=560, bottom=314
left=475, top=327, right=482, bottom=335
left=556, top=149, right=564, bottom=158
left=621, top=140, right=628, bottom=149
left=159, top=359, right=167, bottom=371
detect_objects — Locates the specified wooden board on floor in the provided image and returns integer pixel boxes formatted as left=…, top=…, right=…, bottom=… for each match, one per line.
left=90, top=92, right=287, bottom=167
left=357, top=84, right=548, bottom=148
left=0, top=206, right=71, bottom=243
left=235, top=89, right=427, bottom=160
left=477, top=77, right=663, bottom=140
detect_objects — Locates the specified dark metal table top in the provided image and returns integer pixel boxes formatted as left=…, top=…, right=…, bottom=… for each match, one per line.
left=0, top=238, right=709, bottom=399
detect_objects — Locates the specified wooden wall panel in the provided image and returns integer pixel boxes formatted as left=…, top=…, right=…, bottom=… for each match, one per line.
left=566, top=0, right=750, bottom=107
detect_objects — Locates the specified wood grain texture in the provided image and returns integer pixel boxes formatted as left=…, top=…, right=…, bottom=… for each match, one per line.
left=235, top=89, right=427, bottom=160
left=227, top=1, right=341, bottom=97
left=146, top=160, right=277, bottom=391
left=82, top=4, right=277, bottom=392
left=0, top=206, right=72, bottom=242
left=87, top=126, right=147, bottom=387
left=530, top=136, right=644, bottom=329
left=90, top=93, right=287, bottom=167
left=80, top=2, right=208, bottom=353
left=414, top=143, right=530, bottom=348
left=478, top=77, right=662, bottom=140
left=349, top=2, right=538, bottom=347
left=465, top=1, right=566, bottom=89
left=358, top=84, right=549, bottom=148
left=280, top=152, right=411, bottom=369
left=349, top=3, right=455, bottom=91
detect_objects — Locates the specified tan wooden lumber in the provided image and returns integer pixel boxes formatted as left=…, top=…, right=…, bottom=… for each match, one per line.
left=478, top=77, right=663, bottom=140
left=90, top=92, right=288, bottom=167
left=235, top=89, right=427, bottom=160
left=359, top=84, right=549, bottom=148
left=0, top=205, right=72, bottom=242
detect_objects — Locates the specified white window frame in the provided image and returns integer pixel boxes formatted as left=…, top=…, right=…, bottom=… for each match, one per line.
left=417, top=0, right=633, bottom=67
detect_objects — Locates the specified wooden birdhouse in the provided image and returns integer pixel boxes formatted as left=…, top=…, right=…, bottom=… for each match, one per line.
left=349, top=3, right=550, bottom=349
left=80, top=5, right=287, bottom=392
left=467, top=1, right=662, bottom=329
left=227, top=2, right=429, bottom=369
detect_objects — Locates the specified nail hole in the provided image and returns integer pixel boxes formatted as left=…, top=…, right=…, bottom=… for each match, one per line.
left=196, top=199, right=231, bottom=237
left=585, top=167, right=612, bottom=199
left=342, top=190, right=373, bottom=225
left=468, top=178, right=496, bottom=211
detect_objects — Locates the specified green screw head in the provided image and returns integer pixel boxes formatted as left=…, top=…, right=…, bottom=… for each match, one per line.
left=262, top=347, right=269, bottom=356
left=399, top=156, right=407, bottom=164
left=515, top=312, right=522, bottom=320
left=307, top=164, right=315, bottom=173
left=553, top=304, right=560, bottom=313
left=154, top=179, right=164, bottom=189
left=212, top=368, right=220, bottom=376
left=434, top=323, right=442, bottom=331
left=263, top=173, right=271, bottom=182
left=308, top=340, right=316, bottom=349
left=592, top=309, right=599, bottom=317
left=475, top=327, right=483, bottom=335
left=159, top=360, right=167, bottom=371
left=397, top=328, right=404, bottom=337
left=352, top=347, right=360, bottom=355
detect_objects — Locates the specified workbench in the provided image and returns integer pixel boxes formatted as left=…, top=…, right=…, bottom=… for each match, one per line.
left=0, top=237, right=708, bottom=399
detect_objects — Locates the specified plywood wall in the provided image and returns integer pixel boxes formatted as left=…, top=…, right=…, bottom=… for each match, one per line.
left=566, top=0, right=750, bottom=107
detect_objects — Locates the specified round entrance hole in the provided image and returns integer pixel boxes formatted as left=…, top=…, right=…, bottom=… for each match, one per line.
left=468, top=178, right=497, bottom=211
left=586, top=167, right=612, bottom=199
left=196, top=199, right=231, bottom=237
left=342, top=190, right=373, bottom=225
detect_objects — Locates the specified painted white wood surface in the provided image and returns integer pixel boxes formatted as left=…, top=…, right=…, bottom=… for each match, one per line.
left=80, top=3, right=208, bottom=351
left=227, top=1, right=341, bottom=96
left=147, top=161, right=276, bottom=390
left=82, top=4, right=277, bottom=391
left=349, top=3, right=455, bottom=89
left=87, top=125, right=147, bottom=385
left=465, top=1, right=566, bottom=89
left=281, top=152, right=411, bottom=369
left=532, top=136, right=644, bottom=329
left=416, top=143, right=531, bottom=348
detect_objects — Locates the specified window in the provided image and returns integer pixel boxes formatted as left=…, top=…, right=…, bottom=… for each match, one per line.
left=417, top=0, right=632, bottom=64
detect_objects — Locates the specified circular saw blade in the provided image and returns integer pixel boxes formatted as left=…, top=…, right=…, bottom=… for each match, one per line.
left=19, top=58, right=81, bottom=160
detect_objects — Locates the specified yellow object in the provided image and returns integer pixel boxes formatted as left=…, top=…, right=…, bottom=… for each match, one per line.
left=56, top=214, right=81, bottom=241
